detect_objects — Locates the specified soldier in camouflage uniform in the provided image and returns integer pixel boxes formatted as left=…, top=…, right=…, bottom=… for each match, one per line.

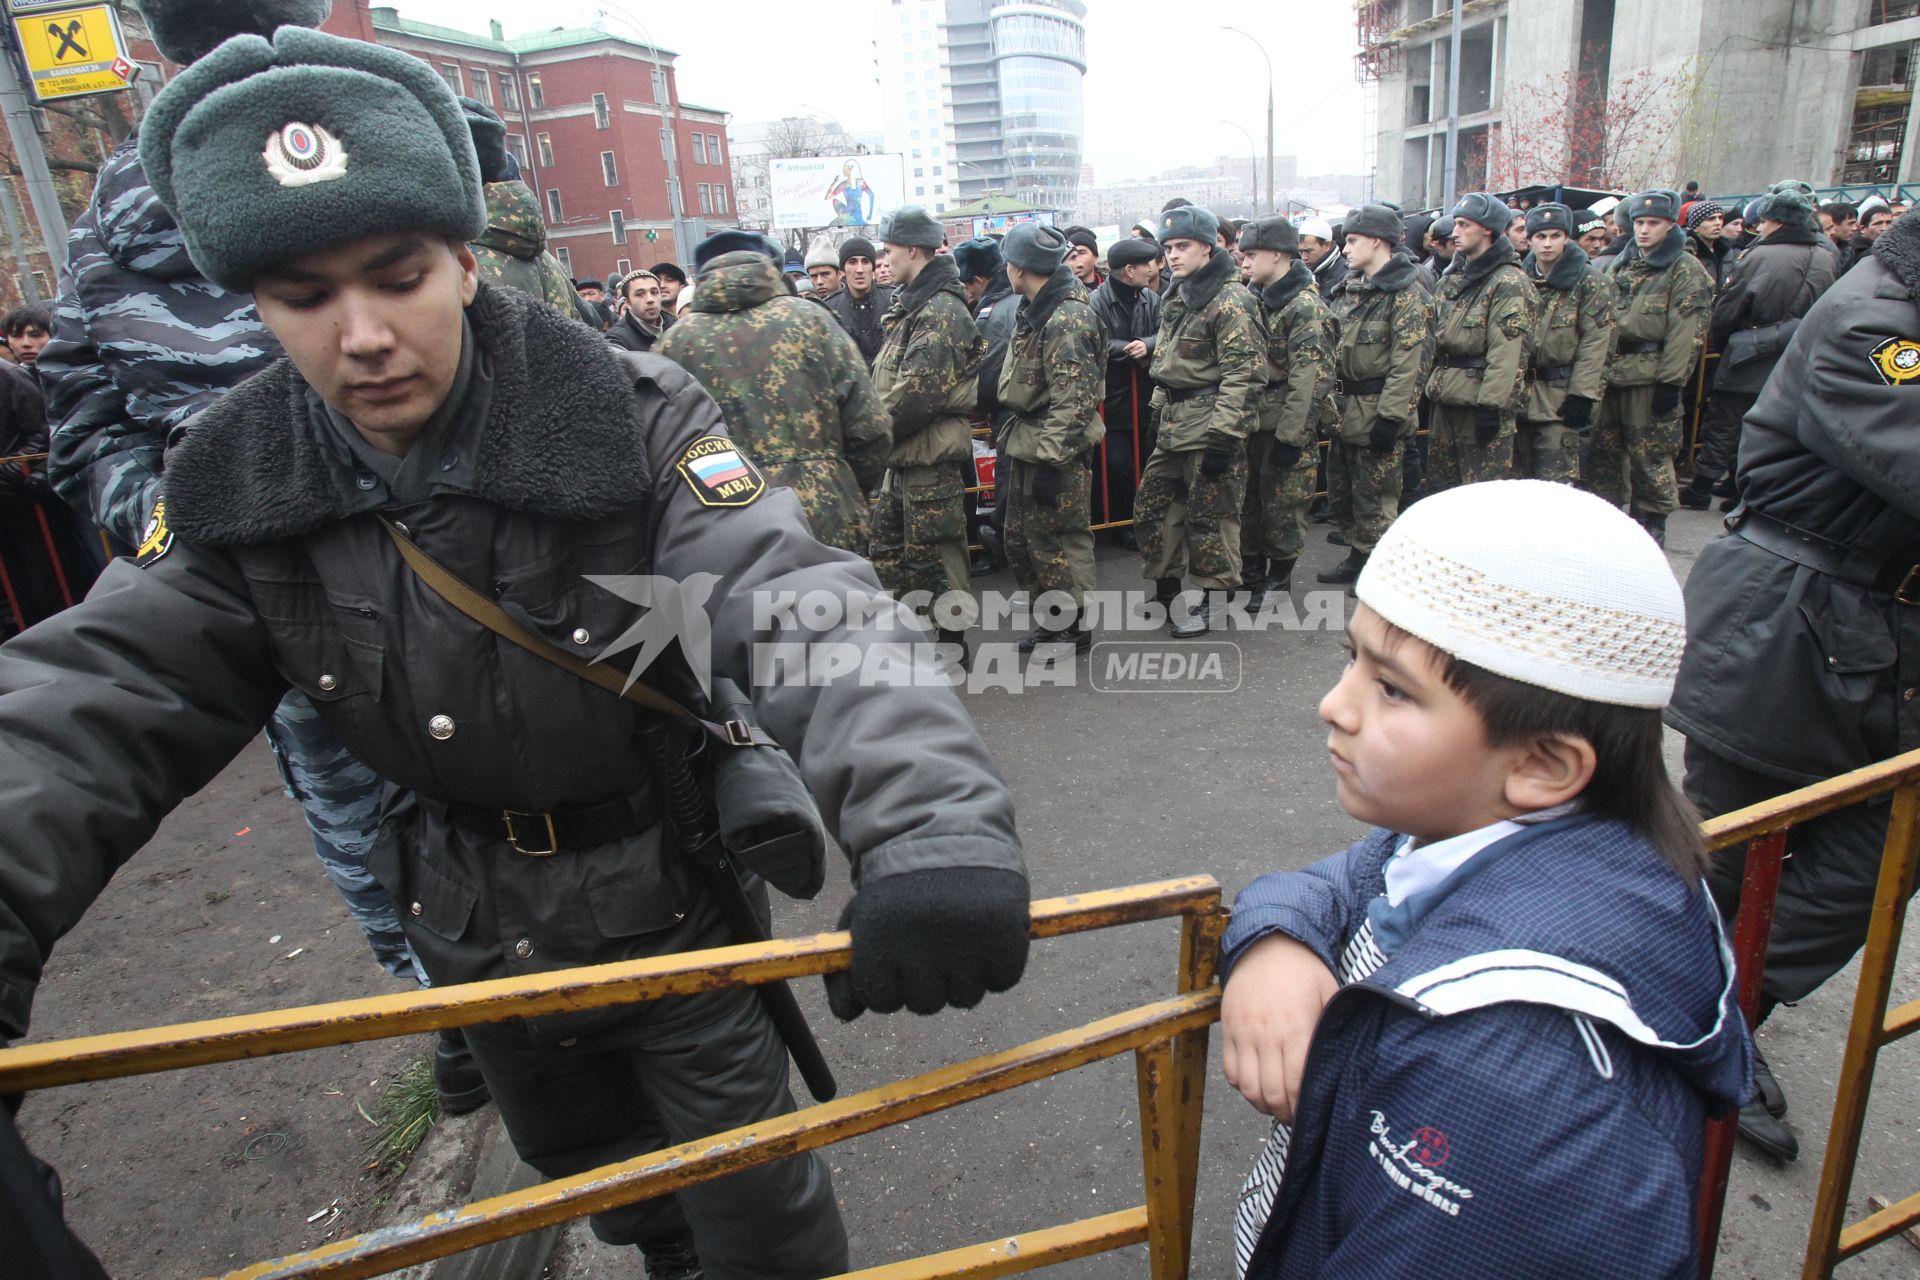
left=993, top=224, right=1106, bottom=653
left=1237, top=217, right=1333, bottom=607
left=1138, top=204, right=1263, bottom=637
left=868, top=207, right=985, bottom=653
left=1319, top=205, right=1436, bottom=585
left=460, top=95, right=599, bottom=328
left=35, top=0, right=486, bottom=1113
left=1519, top=203, right=1615, bottom=486
left=1426, top=193, right=1534, bottom=492
left=660, top=234, right=890, bottom=554
left=1591, top=189, right=1715, bottom=545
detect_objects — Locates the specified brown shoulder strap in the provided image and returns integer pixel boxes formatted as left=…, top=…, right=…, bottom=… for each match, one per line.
left=379, top=517, right=765, bottom=749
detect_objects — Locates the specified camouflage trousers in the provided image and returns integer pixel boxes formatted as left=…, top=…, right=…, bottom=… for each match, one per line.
left=1427, top=403, right=1515, bottom=492
left=1329, top=434, right=1404, bottom=555
left=1241, top=433, right=1317, bottom=562
left=1590, top=384, right=1681, bottom=515
left=1513, top=419, right=1581, bottom=486
left=1135, top=443, right=1246, bottom=589
left=868, top=463, right=972, bottom=616
left=771, top=461, right=869, bottom=556
left=1005, top=456, right=1098, bottom=607
left=266, top=691, right=422, bottom=983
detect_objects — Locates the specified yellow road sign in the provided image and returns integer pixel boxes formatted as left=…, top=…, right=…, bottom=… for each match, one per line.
left=11, top=3, right=136, bottom=103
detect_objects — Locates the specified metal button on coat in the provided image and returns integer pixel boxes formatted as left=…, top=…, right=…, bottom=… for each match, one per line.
left=318, top=673, right=337, bottom=691
left=514, top=938, right=534, bottom=960
left=409, top=901, right=422, bottom=916
left=572, top=628, right=591, bottom=645
left=428, top=714, right=455, bottom=740
left=355, top=474, right=376, bottom=491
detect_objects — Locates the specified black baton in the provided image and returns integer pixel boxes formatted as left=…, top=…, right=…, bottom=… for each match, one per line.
left=638, top=719, right=838, bottom=1102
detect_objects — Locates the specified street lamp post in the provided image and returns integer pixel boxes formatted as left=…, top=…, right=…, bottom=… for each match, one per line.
left=594, top=4, right=694, bottom=260
left=1221, top=120, right=1259, bottom=218
left=1222, top=26, right=1274, bottom=219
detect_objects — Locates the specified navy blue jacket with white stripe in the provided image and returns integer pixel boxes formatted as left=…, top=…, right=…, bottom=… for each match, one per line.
left=1223, top=816, right=1754, bottom=1279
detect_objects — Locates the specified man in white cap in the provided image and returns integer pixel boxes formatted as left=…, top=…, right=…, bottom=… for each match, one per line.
left=1298, top=217, right=1347, bottom=298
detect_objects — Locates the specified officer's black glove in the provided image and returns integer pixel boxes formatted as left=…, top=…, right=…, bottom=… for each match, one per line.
left=1560, top=395, right=1594, bottom=430
left=1472, top=406, right=1502, bottom=443
left=1200, top=444, right=1235, bottom=477
left=1030, top=464, right=1065, bottom=507
left=1650, top=383, right=1685, bottom=415
left=1268, top=441, right=1304, bottom=470
left=1367, top=416, right=1401, bottom=454
left=825, top=867, right=1031, bottom=1020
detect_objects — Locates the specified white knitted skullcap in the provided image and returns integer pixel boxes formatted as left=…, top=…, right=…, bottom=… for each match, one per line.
left=1355, top=480, right=1686, bottom=708
left=1298, top=217, right=1333, bottom=242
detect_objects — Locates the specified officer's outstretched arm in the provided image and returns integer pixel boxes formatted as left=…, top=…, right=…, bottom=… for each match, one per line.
left=0, top=548, right=284, bottom=1040
left=628, top=356, right=1029, bottom=1021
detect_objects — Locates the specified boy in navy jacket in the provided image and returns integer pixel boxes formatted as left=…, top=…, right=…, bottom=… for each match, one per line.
left=1222, top=480, right=1753, bottom=1279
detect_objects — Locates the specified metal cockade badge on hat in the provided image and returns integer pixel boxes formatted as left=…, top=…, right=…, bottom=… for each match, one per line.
left=263, top=121, right=349, bottom=188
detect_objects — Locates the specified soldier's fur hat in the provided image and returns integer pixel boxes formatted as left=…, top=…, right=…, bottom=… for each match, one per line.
left=136, top=0, right=332, bottom=67
left=1525, top=203, right=1574, bottom=237
left=1003, top=223, right=1067, bottom=274
left=951, top=236, right=1002, bottom=281
left=1237, top=217, right=1300, bottom=255
left=879, top=206, right=944, bottom=250
left=1626, top=190, right=1682, bottom=223
left=1451, top=191, right=1512, bottom=234
left=694, top=229, right=781, bottom=271
left=459, top=97, right=510, bottom=185
left=139, top=27, right=484, bottom=292
left=1342, top=204, right=1402, bottom=248
left=1158, top=204, right=1220, bottom=246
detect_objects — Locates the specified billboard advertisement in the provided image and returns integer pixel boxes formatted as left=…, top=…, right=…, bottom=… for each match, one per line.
left=769, top=154, right=907, bottom=230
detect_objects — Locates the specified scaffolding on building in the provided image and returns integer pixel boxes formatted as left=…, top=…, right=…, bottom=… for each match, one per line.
left=1354, top=0, right=1402, bottom=202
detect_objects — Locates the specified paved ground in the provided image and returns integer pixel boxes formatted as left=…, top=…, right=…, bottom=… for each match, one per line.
left=15, top=506, right=1920, bottom=1278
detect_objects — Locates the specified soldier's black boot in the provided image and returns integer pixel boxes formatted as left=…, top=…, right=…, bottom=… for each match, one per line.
left=1241, top=558, right=1268, bottom=609
left=1018, top=608, right=1090, bottom=655
left=935, top=628, right=969, bottom=673
left=1639, top=511, right=1668, bottom=549
left=1752, top=1043, right=1787, bottom=1117
left=638, top=1232, right=704, bottom=1280
left=433, top=1028, right=490, bottom=1115
left=1264, top=558, right=1296, bottom=598
left=1679, top=473, right=1714, bottom=510
left=1327, top=528, right=1349, bottom=547
left=1316, top=550, right=1367, bottom=586
left=1169, top=590, right=1215, bottom=639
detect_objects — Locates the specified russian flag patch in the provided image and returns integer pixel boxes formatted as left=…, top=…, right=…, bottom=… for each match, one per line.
left=675, top=434, right=767, bottom=508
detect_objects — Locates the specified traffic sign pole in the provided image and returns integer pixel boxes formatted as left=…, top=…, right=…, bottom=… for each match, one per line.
left=0, top=16, right=68, bottom=277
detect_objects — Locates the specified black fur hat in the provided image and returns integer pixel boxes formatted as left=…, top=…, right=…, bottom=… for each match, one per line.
left=136, top=0, right=333, bottom=66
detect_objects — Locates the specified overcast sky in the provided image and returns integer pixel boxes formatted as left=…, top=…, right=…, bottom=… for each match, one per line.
left=384, top=0, right=1370, bottom=182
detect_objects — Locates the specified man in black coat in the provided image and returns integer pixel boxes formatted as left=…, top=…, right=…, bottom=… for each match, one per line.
left=1667, top=207, right=1920, bottom=1163
left=821, top=237, right=894, bottom=367
left=1683, top=189, right=1836, bottom=510
left=1087, top=237, right=1163, bottom=542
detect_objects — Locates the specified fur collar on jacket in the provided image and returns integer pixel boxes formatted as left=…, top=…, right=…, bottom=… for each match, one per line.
left=893, top=252, right=965, bottom=316
left=165, top=282, right=657, bottom=544
left=1260, top=258, right=1317, bottom=312
left=1018, top=266, right=1086, bottom=332
left=1872, top=208, right=1920, bottom=294
left=1175, top=245, right=1240, bottom=312
left=1459, top=235, right=1520, bottom=285
left=1637, top=225, right=1689, bottom=271
left=1527, top=243, right=1593, bottom=290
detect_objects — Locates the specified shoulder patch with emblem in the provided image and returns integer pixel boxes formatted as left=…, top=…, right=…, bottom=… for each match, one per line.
left=136, top=499, right=173, bottom=567
left=675, top=435, right=766, bottom=508
left=1868, top=337, right=1920, bottom=386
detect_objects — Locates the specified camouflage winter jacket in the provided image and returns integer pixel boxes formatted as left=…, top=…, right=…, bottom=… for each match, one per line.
left=872, top=255, right=984, bottom=470
left=996, top=270, right=1106, bottom=466
left=1253, top=260, right=1335, bottom=448
left=1330, top=252, right=1435, bottom=442
left=1523, top=245, right=1615, bottom=423
left=40, top=134, right=281, bottom=547
left=659, top=251, right=890, bottom=553
left=1610, top=227, right=1715, bottom=389
left=471, top=180, right=599, bottom=328
left=1147, top=247, right=1264, bottom=451
left=1426, top=238, right=1534, bottom=411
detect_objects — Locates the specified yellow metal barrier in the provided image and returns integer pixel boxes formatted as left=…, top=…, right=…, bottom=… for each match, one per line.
left=0, top=877, right=1227, bottom=1280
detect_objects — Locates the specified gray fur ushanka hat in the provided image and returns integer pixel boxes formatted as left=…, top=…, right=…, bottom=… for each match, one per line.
left=138, top=27, right=486, bottom=292
left=135, top=0, right=332, bottom=65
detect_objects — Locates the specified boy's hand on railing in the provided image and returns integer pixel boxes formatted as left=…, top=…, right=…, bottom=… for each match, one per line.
left=1220, top=933, right=1338, bottom=1123
left=824, top=867, right=1030, bottom=1020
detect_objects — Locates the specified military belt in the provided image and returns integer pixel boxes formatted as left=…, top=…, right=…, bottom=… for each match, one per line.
left=1435, top=353, right=1489, bottom=370
left=1166, top=382, right=1223, bottom=403
left=1727, top=507, right=1920, bottom=607
left=1618, top=339, right=1662, bottom=355
left=1334, top=377, right=1386, bottom=396
left=1260, top=379, right=1289, bottom=394
left=1530, top=364, right=1575, bottom=382
left=430, top=792, right=658, bottom=857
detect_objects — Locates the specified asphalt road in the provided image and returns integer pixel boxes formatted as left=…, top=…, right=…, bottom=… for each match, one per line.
left=15, top=506, right=1920, bottom=1279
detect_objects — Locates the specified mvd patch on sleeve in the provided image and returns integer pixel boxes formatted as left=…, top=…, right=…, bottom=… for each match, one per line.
left=675, top=435, right=766, bottom=507
left=136, top=498, right=174, bottom=567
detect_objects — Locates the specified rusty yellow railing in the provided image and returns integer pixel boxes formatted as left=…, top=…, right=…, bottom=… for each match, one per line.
left=0, top=877, right=1227, bottom=1280
left=1693, top=747, right=1920, bottom=1278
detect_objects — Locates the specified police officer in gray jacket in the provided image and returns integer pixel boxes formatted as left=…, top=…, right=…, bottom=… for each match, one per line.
left=0, top=31, right=1029, bottom=1277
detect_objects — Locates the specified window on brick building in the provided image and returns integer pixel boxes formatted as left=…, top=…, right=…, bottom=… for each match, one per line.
left=713, top=186, right=727, bottom=214
left=602, top=151, right=618, bottom=186
left=707, top=133, right=721, bottom=164
left=440, top=64, right=463, bottom=95
left=546, top=188, right=563, bottom=222
left=499, top=72, right=518, bottom=110
left=692, top=133, right=706, bottom=164
left=470, top=73, right=491, bottom=106
left=593, top=93, right=610, bottom=129
left=611, top=211, right=627, bottom=244
left=698, top=183, right=711, bottom=213
left=555, top=246, right=572, bottom=274
left=506, top=134, right=528, bottom=170
left=616, top=258, right=632, bottom=274
left=528, top=73, right=545, bottom=108
left=537, top=133, right=554, bottom=167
